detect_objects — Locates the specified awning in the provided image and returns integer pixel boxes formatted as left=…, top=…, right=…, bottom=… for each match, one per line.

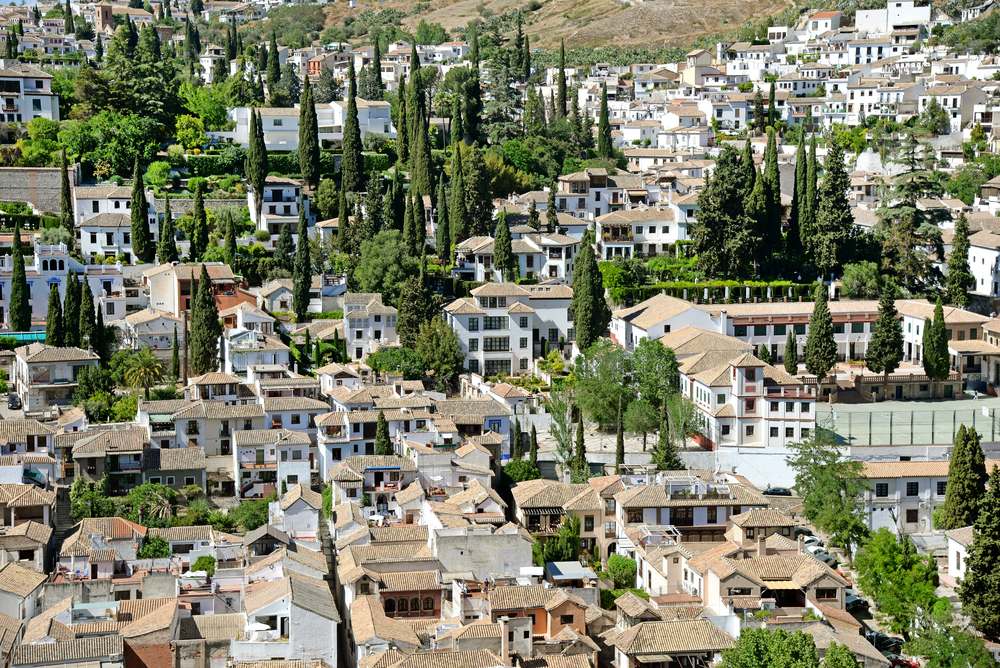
left=637, top=654, right=673, bottom=664
left=762, top=581, right=801, bottom=590
left=523, top=507, right=564, bottom=515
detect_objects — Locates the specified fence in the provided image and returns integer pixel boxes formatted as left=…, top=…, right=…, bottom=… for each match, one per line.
left=819, top=406, right=1000, bottom=446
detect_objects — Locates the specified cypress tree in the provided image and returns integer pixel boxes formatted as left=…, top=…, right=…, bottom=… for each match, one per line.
left=387, top=168, right=404, bottom=232
left=784, top=327, right=798, bottom=375
left=574, top=415, right=586, bottom=472
left=246, top=109, right=268, bottom=224
left=266, top=29, right=280, bottom=93
left=450, top=147, right=468, bottom=248
left=865, top=280, right=904, bottom=401
left=803, top=136, right=818, bottom=245
left=45, top=283, right=63, bottom=346
left=93, top=303, right=106, bottom=363
left=615, top=401, right=624, bottom=474
left=465, top=25, right=482, bottom=144
left=336, top=181, right=350, bottom=252
left=436, top=178, right=450, bottom=258
left=190, top=181, right=207, bottom=260
left=939, top=425, right=988, bottom=530
left=522, top=33, right=531, bottom=82
left=556, top=40, right=567, bottom=118
left=213, top=54, right=228, bottom=84
left=410, top=111, right=433, bottom=199
left=922, top=297, right=950, bottom=398
left=528, top=200, right=540, bottom=230
left=342, top=60, right=363, bottom=194
left=9, top=222, right=29, bottom=333
left=298, top=77, right=320, bottom=189
left=79, top=278, right=96, bottom=348
left=396, top=272, right=433, bottom=349
left=396, top=90, right=409, bottom=165
left=547, top=188, right=557, bottom=233
left=404, top=193, right=419, bottom=256
left=787, top=139, right=806, bottom=258
left=451, top=95, right=463, bottom=147
left=804, top=284, right=837, bottom=398
left=60, top=148, right=73, bottom=252
left=493, top=213, right=515, bottom=281
left=571, top=235, right=611, bottom=350
left=947, top=213, right=975, bottom=307
left=172, top=324, right=180, bottom=379
left=358, top=171, right=382, bottom=243
left=130, top=157, right=151, bottom=262
left=292, top=196, right=311, bottom=322
left=274, top=222, right=294, bottom=273
left=767, top=80, right=776, bottom=126
left=597, top=83, right=613, bottom=159
left=63, top=273, right=81, bottom=348
left=739, top=138, right=756, bottom=201
left=224, top=214, right=237, bottom=268
left=189, top=265, right=222, bottom=375
left=812, top=135, right=852, bottom=277
left=529, top=424, right=538, bottom=467
left=374, top=410, right=393, bottom=455
left=958, top=464, right=1000, bottom=638
left=762, top=128, right=783, bottom=256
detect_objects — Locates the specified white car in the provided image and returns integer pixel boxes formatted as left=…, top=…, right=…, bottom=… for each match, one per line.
left=803, top=536, right=824, bottom=548
left=805, top=544, right=828, bottom=555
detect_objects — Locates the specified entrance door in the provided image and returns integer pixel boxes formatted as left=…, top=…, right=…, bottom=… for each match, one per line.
left=256, top=450, right=264, bottom=465
left=91, top=564, right=98, bottom=579
left=944, top=385, right=954, bottom=398
left=895, top=385, right=903, bottom=400
left=374, top=471, right=384, bottom=487
left=850, top=342, right=856, bottom=361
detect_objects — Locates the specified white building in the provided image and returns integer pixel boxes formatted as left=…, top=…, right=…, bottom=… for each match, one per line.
left=0, top=62, right=59, bottom=123
left=450, top=231, right=579, bottom=284
left=596, top=207, right=689, bottom=261
left=247, top=176, right=314, bottom=243
left=856, top=0, right=931, bottom=35
left=861, top=460, right=950, bottom=534
left=14, top=343, right=100, bottom=412
left=220, top=329, right=291, bottom=375
left=342, top=293, right=398, bottom=362
left=946, top=526, right=973, bottom=580
left=610, top=293, right=716, bottom=352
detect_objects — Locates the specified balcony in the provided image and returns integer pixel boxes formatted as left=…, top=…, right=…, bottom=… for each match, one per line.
left=219, top=429, right=231, bottom=438
left=185, top=427, right=200, bottom=436
left=364, top=482, right=401, bottom=493
left=111, top=461, right=141, bottom=472
left=602, top=231, right=633, bottom=242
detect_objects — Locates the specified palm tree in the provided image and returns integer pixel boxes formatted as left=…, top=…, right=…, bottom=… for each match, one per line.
left=149, top=494, right=173, bottom=520
left=124, top=347, right=163, bottom=401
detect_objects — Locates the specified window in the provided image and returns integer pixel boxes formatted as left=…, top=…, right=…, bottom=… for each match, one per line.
left=801, top=428, right=810, bottom=438
left=31, top=99, right=40, bottom=112
left=745, top=399, right=755, bottom=412
left=774, top=325, right=786, bottom=336
left=801, top=403, right=810, bottom=413
left=292, top=450, right=302, bottom=460
left=185, top=477, right=195, bottom=485
left=833, top=323, right=845, bottom=334
left=627, top=509, right=643, bottom=523
left=636, top=226, right=643, bottom=235
left=721, top=425, right=730, bottom=435
left=746, top=528, right=755, bottom=539
left=745, top=425, right=754, bottom=436
left=288, top=475, right=298, bottom=483
left=468, top=318, right=479, bottom=331
left=469, top=360, right=479, bottom=373
left=273, top=119, right=283, bottom=126
left=794, top=324, right=806, bottom=335
left=548, top=328, right=558, bottom=342
left=937, top=481, right=947, bottom=496
left=483, top=337, right=509, bottom=352
left=468, top=339, right=478, bottom=352
left=770, top=427, right=778, bottom=437
left=785, top=427, right=794, bottom=437
left=167, top=476, right=175, bottom=485
left=906, top=509, right=919, bottom=524
left=484, top=316, right=508, bottom=330
left=906, top=482, right=919, bottom=496
left=754, top=325, right=767, bottom=336
left=770, top=402, right=779, bottom=412
left=291, top=414, right=301, bottom=425
left=852, top=323, right=865, bottom=333
left=719, top=395, right=727, bottom=404
left=244, top=420, right=253, bottom=430
left=707, top=506, right=717, bottom=524
left=106, top=303, right=115, bottom=315
left=585, top=516, right=594, bottom=531
left=746, top=369, right=756, bottom=381
left=520, top=337, right=528, bottom=349
left=560, top=614, right=574, bottom=624
left=519, top=316, right=528, bottom=328
left=520, top=359, right=528, bottom=370
left=816, top=589, right=837, bottom=600
left=734, top=325, right=747, bottom=337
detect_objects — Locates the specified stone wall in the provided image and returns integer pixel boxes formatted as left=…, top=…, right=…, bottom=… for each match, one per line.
left=0, top=165, right=79, bottom=214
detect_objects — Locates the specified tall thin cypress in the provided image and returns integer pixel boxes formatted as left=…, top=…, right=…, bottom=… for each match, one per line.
left=246, top=109, right=268, bottom=224
left=189, top=265, right=222, bottom=375
left=130, top=157, right=151, bottom=262
left=158, top=196, right=178, bottom=263
left=63, top=273, right=81, bottom=347
left=787, top=139, right=806, bottom=257
left=190, top=181, right=206, bottom=260
left=336, top=180, right=350, bottom=252
left=298, top=77, right=320, bottom=189
left=60, top=148, right=73, bottom=252
left=556, top=40, right=567, bottom=118
left=79, top=278, right=96, bottom=348
left=396, top=91, right=409, bottom=165
left=436, top=177, right=450, bottom=259
left=45, top=283, right=63, bottom=346
left=172, top=324, right=180, bottom=379
left=597, top=83, right=613, bottom=159
left=449, top=147, right=468, bottom=248
left=342, top=60, right=363, bottom=194
left=803, top=136, right=818, bottom=245
left=292, top=197, right=311, bottom=321
left=266, top=29, right=280, bottom=93
left=8, top=222, right=29, bottom=332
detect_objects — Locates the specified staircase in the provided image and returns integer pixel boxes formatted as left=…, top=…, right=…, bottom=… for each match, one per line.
left=53, top=486, right=75, bottom=556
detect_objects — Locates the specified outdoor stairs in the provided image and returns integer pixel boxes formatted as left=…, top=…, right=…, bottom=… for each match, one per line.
left=53, top=486, right=75, bottom=556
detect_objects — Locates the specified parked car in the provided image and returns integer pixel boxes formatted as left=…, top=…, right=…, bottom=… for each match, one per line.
left=836, top=570, right=853, bottom=586
left=805, top=544, right=827, bottom=555
left=881, top=654, right=905, bottom=662
left=845, top=594, right=868, bottom=612
left=867, top=631, right=902, bottom=652
left=7, top=394, right=20, bottom=410
left=817, top=553, right=839, bottom=567
left=803, top=536, right=824, bottom=548
left=890, top=660, right=918, bottom=668
left=794, top=527, right=814, bottom=538
left=764, top=486, right=792, bottom=496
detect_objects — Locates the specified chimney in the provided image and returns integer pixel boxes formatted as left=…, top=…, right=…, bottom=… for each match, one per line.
left=499, top=616, right=511, bottom=666
left=798, top=535, right=806, bottom=555
left=757, top=534, right=767, bottom=558
left=563, top=468, right=571, bottom=485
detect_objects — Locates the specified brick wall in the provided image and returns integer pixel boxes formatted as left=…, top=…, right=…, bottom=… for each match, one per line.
left=125, top=639, right=173, bottom=668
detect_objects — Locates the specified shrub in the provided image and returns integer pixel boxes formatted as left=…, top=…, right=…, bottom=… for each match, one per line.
left=607, top=554, right=638, bottom=589
left=191, top=555, right=216, bottom=576
left=600, top=588, right=648, bottom=610
left=254, top=230, right=271, bottom=242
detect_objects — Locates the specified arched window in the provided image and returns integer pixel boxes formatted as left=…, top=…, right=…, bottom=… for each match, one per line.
left=423, top=597, right=433, bottom=611
left=410, top=598, right=420, bottom=612
left=58, top=260, right=64, bottom=271
left=384, top=599, right=395, bottom=613
left=41, top=260, right=47, bottom=271
left=398, top=598, right=408, bottom=612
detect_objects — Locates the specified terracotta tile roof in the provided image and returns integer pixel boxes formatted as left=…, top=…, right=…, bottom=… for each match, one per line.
left=244, top=577, right=289, bottom=613
left=72, top=428, right=148, bottom=455
left=332, top=501, right=365, bottom=530
left=860, top=460, right=952, bottom=478
left=12, top=636, right=124, bottom=666
left=369, top=525, right=429, bottom=543
left=615, top=483, right=767, bottom=508
left=172, top=400, right=265, bottom=420
left=234, top=429, right=311, bottom=448
left=287, top=546, right=329, bottom=574
left=730, top=508, right=796, bottom=528
left=386, top=649, right=505, bottom=668
left=801, top=622, right=888, bottom=664
left=613, top=293, right=697, bottom=330
left=511, top=480, right=591, bottom=509
left=350, top=595, right=421, bottom=647
left=280, top=484, right=323, bottom=511
left=179, top=613, right=247, bottom=640
left=0, top=419, right=55, bottom=445
left=116, top=597, right=174, bottom=623
left=120, top=598, right=177, bottom=638
left=288, top=571, right=340, bottom=621
left=7, top=486, right=55, bottom=508
left=141, top=446, right=206, bottom=471
left=147, top=525, right=213, bottom=543
left=89, top=548, right=115, bottom=562
left=946, top=526, right=975, bottom=547
left=487, top=584, right=588, bottom=611
left=607, top=619, right=736, bottom=654
left=0, top=562, right=45, bottom=597
left=616, top=590, right=656, bottom=617
left=379, top=570, right=438, bottom=592
left=22, top=597, right=72, bottom=644
left=262, top=396, right=332, bottom=412
left=392, top=481, right=425, bottom=506
left=2, top=520, right=51, bottom=546
left=14, top=343, right=99, bottom=363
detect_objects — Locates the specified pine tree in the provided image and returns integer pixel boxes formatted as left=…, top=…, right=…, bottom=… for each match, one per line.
left=298, top=77, right=320, bottom=189
left=572, top=238, right=611, bottom=350
left=292, top=197, right=311, bottom=322
left=787, top=139, right=806, bottom=257
left=78, top=278, right=96, bottom=348
left=130, top=157, right=151, bottom=262
left=493, top=213, right=515, bottom=281
left=865, top=280, right=904, bottom=401
left=45, top=283, right=63, bottom=346
left=547, top=188, right=557, bottom=233
left=436, top=178, right=450, bottom=258
left=374, top=410, right=393, bottom=455
left=8, top=222, right=29, bottom=333
left=190, top=181, right=207, bottom=261
left=556, top=39, right=567, bottom=118
left=597, top=83, right=613, bottom=159
left=939, top=425, right=988, bottom=530
left=172, top=324, right=180, bottom=379
left=784, top=327, right=798, bottom=375
left=757, top=343, right=772, bottom=365
left=652, top=419, right=684, bottom=470
left=959, top=464, right=1000, bottom=638
left=450, top=147, right=468, bottom=248
left=529, top=424, right=538, bottom=467
left=342, top=60, right=363, bottom=194
left=812, top=136, right=852, bottom=277
left=60, top=149, right=73, bottom=252
left=804, top=284, right=836, bottom=398
left=922, top=297, right=950, bottom=398
left=274, top=222, right=294, bottom=273
left=948, top=213, right=975, bottom=307
left=189, top=265, right=222, bottom=375
left=266, top=29, right=280, bottom=93
left=63, top=273, right=81, bottom=348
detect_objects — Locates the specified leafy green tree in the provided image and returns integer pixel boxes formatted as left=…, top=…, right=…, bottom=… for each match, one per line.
left=189, top=265, right=222, bottom=376
left=298, top=76, right=320, bottom=189
left=8, top=222, right=30, bottom=332
left=947, top=213, right=975, bottom=307
left=753, top=90, right=766, bottom=134
left=546, top=188, right=557, bottom=233
left=632, top=337, right=679, bottom=409
left=414, top=316, right=464, bottom=391
left=358, top=36, right=384, bottom=100
left=938, top=425, right=987, bottom=530
left=784, top=327, right=798, bottom=375
left=906, top=601, right=997, bottom=668
left=785, top=430, right=869, bottom=559
left=223, top=213, right=237, bottom=268
left=822, top=643, right=859, bottom=668
left=374, top=410, right=393, bottom=455
left=762, top=128, right=783, bottom=257
left=803, top=137, right=817, bottom=247
left=767, top=80, right=776, bottom=127
left=865, top=280, right=904, bottom=401
left=396, top=271, right=434, bottom=350
left=855, top=527, right=939, bottom=640
left=720, top=627, right=819, bottom=668
left=692, top=145, right=749, bottom=279
left=804, top=285, right=837, bottom=397
left=919, top=96, right=952, bottom=136
left=138, top=536, right=171, bottom=558
left=576, top=338, right=634, bottom=428
left=45, top=283, right=63, bottom=346
left=125, top=347, right=163, bottom=401
left=502, top=459, right=541, bottom=484
left=266, top=29, right=280, bottom=92
left=597, top=83, right=613, bottom=159
left=292, top=198, right=311, bottom=322
left=841, top=261, right=889, bottom=300
left=922, top=298, right=950, bottom=398
left=229, top=495, right=271, bottom=531
left=314, top=65, right=342, bottom=104
left=366, top=348, right=425, bottom=380
left=436, top=179, right=450, bottom=258
left=651, top=417, right=684, bottom=470
left=624, top=399, right=658, bottom=451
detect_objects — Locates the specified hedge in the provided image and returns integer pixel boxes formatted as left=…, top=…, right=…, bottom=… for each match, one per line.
left=622, top=280, right=823, bottom=305
left=187, top=149, right=385, bottom=179
left=0, top=214, right=59, bottom=230
left=444, top=278, right=486, bottom=298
